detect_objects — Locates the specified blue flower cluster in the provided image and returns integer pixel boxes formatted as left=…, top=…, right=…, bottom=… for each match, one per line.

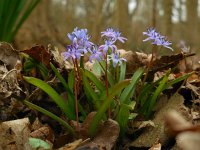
left=62, top=27, right=127, bottom=67
left=143, top=27, right=173, bottom=51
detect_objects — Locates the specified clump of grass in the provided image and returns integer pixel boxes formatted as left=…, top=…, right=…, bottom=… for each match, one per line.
left=0, top=0, right=40, bottom=42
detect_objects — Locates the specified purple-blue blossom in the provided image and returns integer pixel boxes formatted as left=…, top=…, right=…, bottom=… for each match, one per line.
left=109, top=53, right=126, bottom=67
left=101, top=28, right=127, bottom=43
left=88, top=46, right=103, bottom=62
left=153, top=38, right=173, bottom=51
left=99, top=40, right=117, bottom=54
left=68, top=27, right=93, bottom=53
left=99, top=28, right=127, bottom=54
left=62, top=45, right=83, bottom=62
left=143, top=27, right=173, bottom=51
left=114, top=30, right=127, bottom=43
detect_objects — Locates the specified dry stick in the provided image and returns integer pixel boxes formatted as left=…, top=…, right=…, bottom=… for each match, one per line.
left=73, top=59, right=79, bottom=131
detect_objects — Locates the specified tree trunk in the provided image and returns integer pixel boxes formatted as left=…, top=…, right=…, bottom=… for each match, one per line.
left=114, top=0, right=131, bottom=47
left=91, top=0, right=105, bottom=43
left=186, top=0, right=198, bottom=47
left=163, top=0, right=173, bottom=37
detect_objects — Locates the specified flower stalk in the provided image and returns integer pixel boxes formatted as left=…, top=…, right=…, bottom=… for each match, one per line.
left=73, top=59, right=80, bottom=131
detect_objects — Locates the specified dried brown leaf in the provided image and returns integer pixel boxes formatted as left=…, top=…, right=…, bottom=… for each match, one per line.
left=176, top=132, right=200, bottom=150
left=77, top=119, right=120, bottom=150
left=30, top=126, right=55, bottom=143
left=149, top=143, right=161, bottom=150
left=21, top=45, right=51, bottom=68
left=0, top=118, right=31, bottom=150
left=165, top=110, right=200, bottom=137
left=0, top=42, right=20, bottom=69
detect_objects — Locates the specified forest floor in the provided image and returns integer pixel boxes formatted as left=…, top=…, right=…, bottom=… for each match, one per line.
left=0, top=42, right=200, bottom=150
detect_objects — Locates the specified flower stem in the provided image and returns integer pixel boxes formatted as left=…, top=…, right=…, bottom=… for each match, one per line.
left=73, top=59, right=79, bottom=131
left=105, top=53, right=111, bottom=118
left=142, top=46, right=156, bottom=83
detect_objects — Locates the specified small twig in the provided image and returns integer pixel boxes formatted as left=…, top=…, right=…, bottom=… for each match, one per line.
left=1, top=69, right=17, bottom=81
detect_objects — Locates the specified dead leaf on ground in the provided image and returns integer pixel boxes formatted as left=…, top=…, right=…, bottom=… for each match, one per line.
left=78, top=112, right=97, bottom=139
left=179, top=82, right=200, bottom=102
left=31, top=117, right=43, bottom=131
left=129, top=94, right=190, bottom=149
left=118, top=50, right=148, bottom=74
left=77, top=119, right=120, bottom=150
left=164, top=110, right=192, bottom=136
left=128, top=120, right=155, bottom=133
left=0, top=65, right=22, bottom=99
left=30, top=126, right=55, bottom=143
left=0, top=118, right=31, bottom=150
left=149, top=142, right=161, bottom=150
left=0, top=42, right=20, bottom=69
left=176, top=132, right=200, bottom=150
left=152, top=53, right=195, bottom=73
left=48, top=44, right=73, bottom=69
left=165, top=110, right=200, bottom=137
left=58, top=139, right=83, bottom=150
left=21, top=45, right=51, bottom=68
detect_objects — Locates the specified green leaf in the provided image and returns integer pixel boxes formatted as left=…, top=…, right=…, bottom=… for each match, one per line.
left=138, top=83, right=153, bottom=106
left=107, top=71, right=115, bottom=86
left=80, top=56, right=84, bottom=69
left=24, top=100, right=75, bottom=135
left=92, top=61, right=102, bottom=77
left=120, top=67, right=144, bottom=103
left=89, top=79, right=131, bottom=137
left=137, top=75, right=165, bottom=106
left=128, top=101, right=136, bottom=110
left=0, top=0, right=40, bottom=42
left=50, top=63, right=68, bottom=90
left=23, top=57, right=35, bottom=72
left=9, top=0, right=40, bottom=42
left=129, top=113, right=137, bottom=120
left=36, top=63, right=49, bottom=79
left=116, top=104, right=130, bottom=137
left=50, top=63, right=75, bottom=113
left=119, top=61, right=126, bottom=82
left=82, top=70, right=101, bottom=109
left=147, top=72, right=169, bottom=116
left=29, top=138, right=50, bottom=150
left=23, top=56, right=48, bottom=79
left=97, top=61, right=115, bottom=86
left=23, top=76, right=76, bottom=120
left=83, top=69, right=105, bottom=92
left=68, top=70, right=75, bottom=92
left=166, top=71, right=194, bottom=88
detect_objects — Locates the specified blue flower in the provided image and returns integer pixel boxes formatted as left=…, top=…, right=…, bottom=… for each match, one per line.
left=88, top=46, right=103, bottom=62
left=99, top=40, right=117, bottom=54
left=67, top=27, right=93, bottom=53
left=153, top=38, right=173, bottom=51
left=109, top=53, right=126, bottom=67
left=101, top=28, right=127, bottom=43
left=143, top=27, right=173, bottom=51
left=114, top=30, right=127, bottom=43
left=62, top=45, right=83, bottom=62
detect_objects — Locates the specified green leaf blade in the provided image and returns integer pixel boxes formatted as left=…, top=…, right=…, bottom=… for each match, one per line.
left=89, top=79, right=131, bottom=137
left=23, top=76, right=76, bottom=120
left=120, top=67, right=144, bottom=103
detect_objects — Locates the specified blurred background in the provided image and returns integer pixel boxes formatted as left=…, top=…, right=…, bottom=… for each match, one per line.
left=14, top=0, right=200, bottom=55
